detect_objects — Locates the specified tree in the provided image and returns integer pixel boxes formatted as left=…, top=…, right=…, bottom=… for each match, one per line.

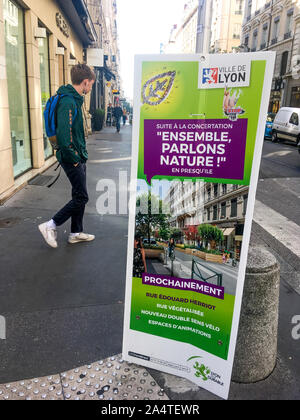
left=184, top=225, right=199, bottom=245
left=159, top=227, right=170, bottom=241
left=170, top=227, right=182, bottom=242
left=135, top=192, right=170, bottom=243
left=197, top=224, right=224, bottom=249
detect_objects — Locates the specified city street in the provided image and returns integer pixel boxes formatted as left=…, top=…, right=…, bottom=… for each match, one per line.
left=255, top=138, right=300, bottom=274
left=0, top=125, right=299, bottom=400
left=170, top=250, right=238, bottom=295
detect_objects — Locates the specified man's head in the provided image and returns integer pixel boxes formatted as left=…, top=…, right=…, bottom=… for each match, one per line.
left=71, top=64, right=96, bottom=95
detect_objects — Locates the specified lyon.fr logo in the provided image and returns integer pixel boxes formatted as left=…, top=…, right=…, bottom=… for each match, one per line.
left=187, top=356, right=210, bottom=381
left=202, top=68, right=218, bottom=85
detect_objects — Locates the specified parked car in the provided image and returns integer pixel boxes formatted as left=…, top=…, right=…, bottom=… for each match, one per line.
left=272, top=107, right=300, bottom=144
left=143, top=238, right=158, bottom=246
left=264, top=113, right=276, bottom=139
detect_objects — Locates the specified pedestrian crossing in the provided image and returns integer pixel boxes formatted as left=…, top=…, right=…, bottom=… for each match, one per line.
left=254, top=200, right=300, bottom=259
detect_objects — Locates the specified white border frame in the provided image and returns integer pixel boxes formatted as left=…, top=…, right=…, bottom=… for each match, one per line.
left=122, top=53, right=276, bottom=400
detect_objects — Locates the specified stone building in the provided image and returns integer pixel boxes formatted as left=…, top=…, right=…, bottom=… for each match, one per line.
left=86, top=0, right=122, bottom=126
left=202, top=182, right=248, bottom=260
left=164, top=0, right=245, bottom=54
left=166, top=180, right=204, bottom=233
left=241, top=0, right=300, bottom=112
left=209, top=0, right=245, bottom=53
left=0, top=0, right=122, bottom=203
left=0, top=0, right=99, bottom=202
left=164, top=0, right=199, bottom=53
left=165, top=179, right=248, bottom=259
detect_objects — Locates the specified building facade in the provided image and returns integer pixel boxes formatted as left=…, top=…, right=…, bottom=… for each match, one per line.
left=164, top=0, right=198, bottom=54
left=164, top=0, right=245, bottom=54
left=0, top=0, right=99, bottom=202
left=165, top=179, right=248, bottom=260
left=0, top=0, right=121, bottom=203
left=166, top=180, right=204, bottom=233
left=202, top=182, right=248, bottom=260
left=86, top=0, right=122, bottom=127
left=242, top=0, right=300, bottom=112
left=209, top=0, right=245, bottom=53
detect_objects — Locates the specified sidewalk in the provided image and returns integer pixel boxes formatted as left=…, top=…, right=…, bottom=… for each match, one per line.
left=0, top=126, right=131, bottom=384
left=0, top=125, right=299, bottom=400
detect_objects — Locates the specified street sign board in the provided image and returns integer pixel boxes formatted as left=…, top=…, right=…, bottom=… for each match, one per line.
left=123, top=53, right=275, bottom=400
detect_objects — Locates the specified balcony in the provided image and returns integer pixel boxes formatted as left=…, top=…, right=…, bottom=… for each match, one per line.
left=284, top=31, right=292, bottom=40
left=271, top=37, right=278, bottom=46
left=260, top=42, right=266, bottom=50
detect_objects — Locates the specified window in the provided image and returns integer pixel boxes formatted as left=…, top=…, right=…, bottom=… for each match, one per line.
left=4, top=0, right=32, bottom=177
left=247, top=1, right=252, bottom=18
left=289, top=113, right=299, bottom=126
left=243, top=195, right=248, bottom=215
left=280, top=51, right=288, bottom=76
left=272, top=17, right=280, bottom=43
left=285, top=9, right=293, bottom=37
left=233, top=23, right=241, bottom=39
left=214, top=184, right=218, bottom=198
left=207, top=188, right=211, bottom=201
left=235, top=0, right=244, bottom=15
left=231, top=198, right=237, bottom=217
left=261, top=24, right=268, bottom=48
left=207, top=208, right=211, bottom=221
left=213, top=205, right=218, bottom=220
left=222, top=184, right=227, bottom=195
left=38, top=28, right=52, bottom=159
left=251, top=31, right=257, bottom=51
left=221, top=202, right=226, bottom=218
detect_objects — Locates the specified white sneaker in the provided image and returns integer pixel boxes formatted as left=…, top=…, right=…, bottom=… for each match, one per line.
left=68, top=233, right=95, bottom=244
left=39, top=222, right=58, bottom=248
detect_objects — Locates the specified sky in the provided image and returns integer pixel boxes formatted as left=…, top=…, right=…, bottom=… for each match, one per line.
left=117, top=0, right=187, bottom=100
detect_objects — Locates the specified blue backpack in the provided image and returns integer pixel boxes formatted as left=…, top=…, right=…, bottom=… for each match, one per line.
left=44, top=94, right=78, bottom=150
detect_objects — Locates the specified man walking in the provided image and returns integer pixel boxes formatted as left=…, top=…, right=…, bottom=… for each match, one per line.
left=113, top=103, right=123, bottom=133
left=39, top=64, right=96, bottom=248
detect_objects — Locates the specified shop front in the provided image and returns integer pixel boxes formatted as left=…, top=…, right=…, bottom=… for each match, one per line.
left=0, top=0, right=97, bottom=202
left=290, top=86, right=300, bottom=107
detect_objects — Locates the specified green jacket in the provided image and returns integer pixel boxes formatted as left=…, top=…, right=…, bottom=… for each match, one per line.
left=55, top=84, right=87, bottom=165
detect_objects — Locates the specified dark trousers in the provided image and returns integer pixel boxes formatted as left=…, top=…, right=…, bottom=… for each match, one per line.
left=115, top=117, right=121, bottom=132
left=53, top=162, right=89, bottom=233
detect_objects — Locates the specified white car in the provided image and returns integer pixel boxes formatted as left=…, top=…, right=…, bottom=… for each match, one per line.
left=272, top=107, right=300, bottom=144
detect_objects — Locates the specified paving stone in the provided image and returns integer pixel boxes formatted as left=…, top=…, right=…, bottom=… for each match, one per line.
left=0, top=375, right=63, bottom=400
left=61, top=354, right=169, bottom=401
left=0, top=354, right=169, bottom=400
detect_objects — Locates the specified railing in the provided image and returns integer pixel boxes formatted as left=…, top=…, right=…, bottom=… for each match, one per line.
left=191, top=258, right=223, bottom=287
left=284, top=31, right=292, bottom=40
